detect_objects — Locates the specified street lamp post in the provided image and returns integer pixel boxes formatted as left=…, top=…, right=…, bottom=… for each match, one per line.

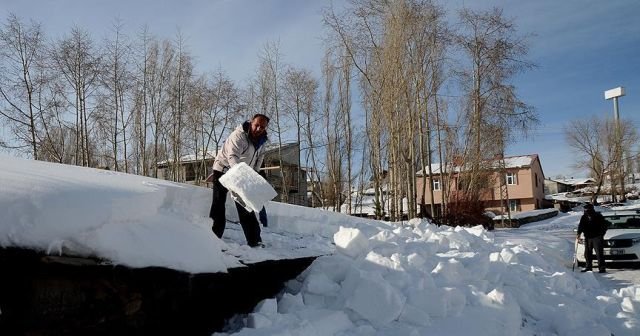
left=604, top=86, right=626, bottom=202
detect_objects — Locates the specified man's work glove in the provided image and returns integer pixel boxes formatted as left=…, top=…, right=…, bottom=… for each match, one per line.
left=259, top=207, right=268, bottom=227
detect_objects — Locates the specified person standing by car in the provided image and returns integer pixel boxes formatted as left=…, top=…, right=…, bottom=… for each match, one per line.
left=577, top=203, right=608, bottom=273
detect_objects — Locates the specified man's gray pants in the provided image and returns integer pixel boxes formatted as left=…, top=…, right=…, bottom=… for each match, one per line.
left=584, top=236, right=606, bottom=271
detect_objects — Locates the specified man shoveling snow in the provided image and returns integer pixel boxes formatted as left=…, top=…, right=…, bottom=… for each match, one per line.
left=208, top=114, right=276, bottom=247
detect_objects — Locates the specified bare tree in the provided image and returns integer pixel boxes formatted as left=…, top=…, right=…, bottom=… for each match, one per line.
left=319, top=48, right=349, bottom=211
left=166, top=32, right=192, bottom=182
left=324, top=0, right=388, bottom=218
left=324, top=0, right=450, bottom=220
left=454, top=7, right=536, bottom=213
left=0, top=14, right=47, bottom=159
left=50, top=26, right=102, bottom=167
left=98, top=18, right=132, bottom=171
left=130, top=26, right=154, bottom=176
left=566, top=116, right=638, bottom=204
left=186, top=69, right=241, bottom=184
left=145, top=39, right=174, bottom=177
left=282, top=66, right=319, bottom=205
left=258, top=41, right=290, bottom=202
left=337, top=48, right=354, bottom=214
left=37, top=80, right=73, bottom=163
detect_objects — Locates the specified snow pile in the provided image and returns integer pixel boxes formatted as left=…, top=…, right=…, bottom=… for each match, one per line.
left=2, top=155, right=639, bottom=335
left=220, top=162, right=277, bottom=212
left=221, top=219, right=640, bottom=336
left=0, top=156, right=227, bottom=273
left=265, top=201, right=388, bottom=238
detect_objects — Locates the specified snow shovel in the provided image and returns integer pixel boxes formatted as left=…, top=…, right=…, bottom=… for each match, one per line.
left=572, top=238, right=578, bottom=272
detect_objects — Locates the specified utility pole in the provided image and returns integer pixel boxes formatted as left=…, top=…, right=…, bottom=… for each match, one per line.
left=496, top=135, right=511, bottom=228
left=605, top=86, right=626, bottom=202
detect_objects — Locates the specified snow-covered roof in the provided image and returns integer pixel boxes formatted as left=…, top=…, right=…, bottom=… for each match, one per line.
left=264, top=141, right=298, bottom=152
left=548, top=177, right=595, bottom=186
left=157, top=151, right=218, bottom=165
left=417, top=154, right=539, bottom=176
left=156, top=142, right=299, bottom=166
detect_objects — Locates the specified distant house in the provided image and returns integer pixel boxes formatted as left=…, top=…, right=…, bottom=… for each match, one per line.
left=156, top=142, right=307, bottom=206
left=544, top=177, right=596, bottom=212
left=340, top=185, right=409, bottom=220
left=416, top=154, right=547, bottom=217
left=544, top=177, right=595, bottom=195
left=260, top=142, right=308, bottom=206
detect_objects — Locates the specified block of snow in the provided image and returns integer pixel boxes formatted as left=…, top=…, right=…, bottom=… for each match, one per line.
left=431, top=259, right=467, bottom=286
left=444, top=287, right=466, bottom=316
left=277, top=293, right=304, bottom=314
left=406, top=287, right=447, bottom=318
left=551, top=302, right=600, bottom=335
left=363, top=251, right=403, bottom=272
left=254, top=298, right=278, bottom=316
left=398, top=303, right=431, bottom=327
left=304, top=272, right=341, bottom=296
left=302, top=292, right=327, bottom=308
left=246, top=312, right=271, bottom=328
left=218, top=162, right=277, bottom=212
left=370, top=229, right=400, bottom=243
left=333, top=227, right=370, bottom=258
left=499, top=248, right=519, bottom=264
left=294, top=308, right=354, bottom=335
left=407, top=252, right=426, bottom=268
left=621, top=297, right=638, bottom=313
left=345, top=271, right=406, bottom=326
left=596, top=295, right=620, bottom=316
left=548, top=272, right=579, bottom=295
left=616, top=286, right=640, bottom=301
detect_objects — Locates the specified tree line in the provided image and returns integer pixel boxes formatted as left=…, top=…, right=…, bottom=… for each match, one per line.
left=0, top=1, right=539, bottom=224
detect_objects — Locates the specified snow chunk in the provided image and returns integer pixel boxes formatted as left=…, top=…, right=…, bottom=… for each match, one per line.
left=499, top=247, right=519, bottom=264
left=431, top=258, right=468, bottom=286
left=621, top=297, right=638, bottom=313
left=398, top=303, right=431, bottom=327
left=218, top=162, right=277, bottom=212
left=246, top=313, right=272, bottom=329
left=345, top=271, right=406, bottom=326
left=304, top=272, right=341, bottom=296
left=278, top=293, right=305, bottom=314
left=293, top=309, right=353, bottom=335
left=333, top=227, right=369, bottom=258
left=254, top=298, right=278, bottom=316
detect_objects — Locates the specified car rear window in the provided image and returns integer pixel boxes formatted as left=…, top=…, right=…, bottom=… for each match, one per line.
left=603, top=214, right=640, bottom=229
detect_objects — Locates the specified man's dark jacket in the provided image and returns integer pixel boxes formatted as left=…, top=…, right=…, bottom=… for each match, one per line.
left=577, top=210, right=608, bottom=239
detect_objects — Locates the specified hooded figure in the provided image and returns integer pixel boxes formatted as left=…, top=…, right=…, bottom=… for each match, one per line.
left=577, top=203, right=608, bottom=273
left=209, top=114, right=269, bottom=247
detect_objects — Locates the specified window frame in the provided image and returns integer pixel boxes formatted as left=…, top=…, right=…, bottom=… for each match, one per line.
left=509, top=199, right=520, bottom=212
left=432, top=178, right=441, bottom=191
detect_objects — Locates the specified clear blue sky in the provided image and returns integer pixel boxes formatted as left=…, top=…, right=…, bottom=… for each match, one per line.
left=2, top=0, right=640, bottom=179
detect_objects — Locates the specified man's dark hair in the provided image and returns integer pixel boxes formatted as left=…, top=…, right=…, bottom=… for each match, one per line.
left=252, top=113, right=270, bottom=123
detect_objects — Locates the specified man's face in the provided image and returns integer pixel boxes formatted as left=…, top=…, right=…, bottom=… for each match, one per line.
left=250, top=116, right=268, bottom=139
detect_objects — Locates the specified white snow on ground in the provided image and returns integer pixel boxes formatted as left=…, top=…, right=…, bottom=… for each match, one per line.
left=1, top=155, right=639, bottom=335
left=493, top=207, right=557, bottom=220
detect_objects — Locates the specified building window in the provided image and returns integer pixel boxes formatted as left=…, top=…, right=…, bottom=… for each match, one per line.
left=506, top=172, right=517, bottom=185
left=535, top=173, right=538, bottom=187
left=432, top=178, right=441, bottom=191
left=509, top=199, right=520, bottom=212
